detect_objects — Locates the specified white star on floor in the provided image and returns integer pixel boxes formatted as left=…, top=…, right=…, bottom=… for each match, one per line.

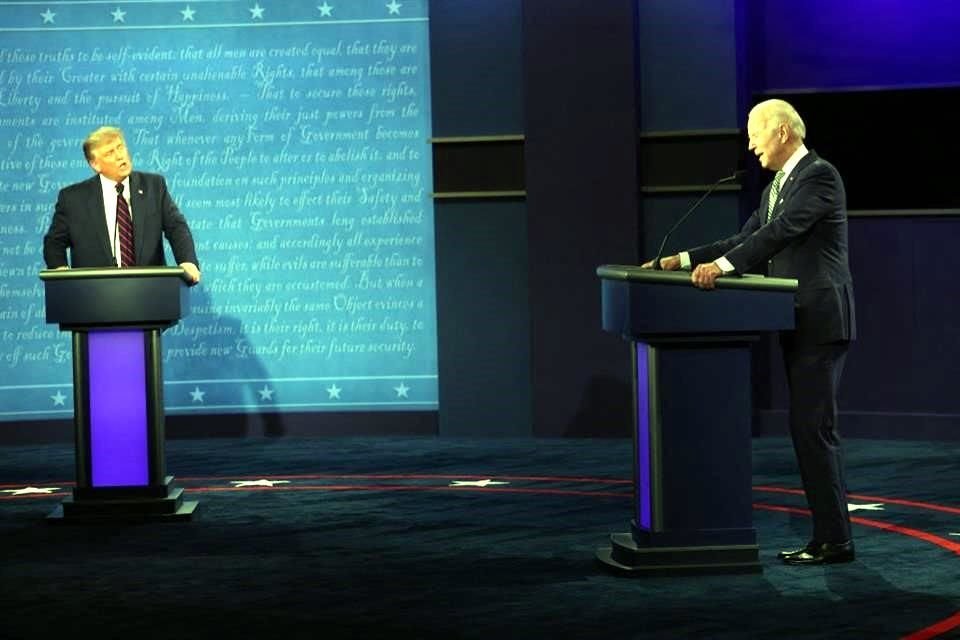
left=231, top=479, right=290, bottom=488
left=180, top=5, right=195, bottom=21
left=51, top=391, right=67, bottom=406
left=111, top=7, right=126, bottom=22
left=41, top=9, right=56, bottom=23
left=249, top=3, right=265, bottom=19
left=189, top=386, right=206, bottom=403
left=258, top=385, right=275, bottom=401
left=449, top=479, right=510, bottom=488
left=847, top=503, right=885, bottom=512
left=393, top=382, right=409, bottom=398
left=326, top=383, right=342, bottom=400
left=317, top=2, right=333, bottom=16
left=2, top=486, right=61, bottom=496
left=386, top=0, right=402, bottom=15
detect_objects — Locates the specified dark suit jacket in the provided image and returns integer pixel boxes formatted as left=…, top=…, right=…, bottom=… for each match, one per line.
left=43, top=171, right=199, bottom=269
left=688, top=151, right=855, bottom=345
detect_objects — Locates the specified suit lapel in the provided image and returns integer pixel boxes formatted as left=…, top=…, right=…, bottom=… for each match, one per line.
left=773, top=151, right=818, bottom=214
left=86, top=175, right=113, bottom=260
left=129, top=172, right=149, bottom=265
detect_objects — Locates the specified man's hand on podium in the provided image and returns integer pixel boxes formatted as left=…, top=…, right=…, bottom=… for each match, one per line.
left=179, top=262, right=201, bottom=285
left=692, top=262, right=722, bottom=290
left=641, top=255, right=681, bottom=270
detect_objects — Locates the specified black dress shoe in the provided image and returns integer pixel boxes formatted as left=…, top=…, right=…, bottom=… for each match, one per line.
left=782, top=540, right=855, bottom=565
left=777, top=541, right=818, bottom=560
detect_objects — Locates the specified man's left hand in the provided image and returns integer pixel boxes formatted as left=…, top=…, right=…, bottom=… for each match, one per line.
left=691, top=262, right=722, bottom=290
left=180, top=262, right=201, bottom=285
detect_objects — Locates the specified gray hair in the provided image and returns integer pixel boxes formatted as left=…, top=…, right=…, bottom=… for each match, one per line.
left=752, top=99, right=806, bottom=141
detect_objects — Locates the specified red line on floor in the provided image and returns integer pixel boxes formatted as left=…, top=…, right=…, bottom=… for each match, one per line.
left=194, top=484, right=632, bottom=498
left=177, top=473, right=634, bottom=484
left=754, top=502, right=960, bottom=640
left=901, top=611, right=960, bottom=640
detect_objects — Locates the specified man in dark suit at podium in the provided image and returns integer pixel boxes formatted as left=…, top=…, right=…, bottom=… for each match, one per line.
left=43, top=126, right=201, bottom=284
left=646, top=99, right=856, bottom=566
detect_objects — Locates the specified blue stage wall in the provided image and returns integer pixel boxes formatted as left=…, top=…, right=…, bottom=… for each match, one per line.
left=0, top=1, right=437, bottom=423
left=747, top=0, right=960, bottom=437
left=634, top=0, right=960, bottom=438
left=757, top=0, right=960, bottom=90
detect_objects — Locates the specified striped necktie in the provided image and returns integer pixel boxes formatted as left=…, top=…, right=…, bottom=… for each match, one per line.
left=765, top=170, right=785, bottom=223
left=115, top=182, right=135, bottom=267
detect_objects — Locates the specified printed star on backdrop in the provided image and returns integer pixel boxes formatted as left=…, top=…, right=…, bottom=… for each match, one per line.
left=50, top=390, right=67, bottom=406
left=189, top=386, right=206, bottom=403
left=230, top=479, right=290, bottom=488
left=326, top=383, right=342, bottom=400
left=40, top=9, right=56, bottom=23
left=111, top=7, right=126, bottom=23
left=249, top=3, right=265, bottom=19
left=449, top=479, right=510, bottom=488
left=393, top=382, right=409, bottom=398
left=258, top=385, right=275, bottom=401
left=180, top=5, right=196, bottom=21
left=386, top=0, right=402, bottom=15
left=2, top=486, right=61, bottom=496
left=317, top=2, right=333, bottom=16
left=847, top=503, right=885, bottom=512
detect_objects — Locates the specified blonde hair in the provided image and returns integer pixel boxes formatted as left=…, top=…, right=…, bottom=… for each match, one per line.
left=752, top=99, right=806, bottom=141
left=83, top=126, right=125, bottom=161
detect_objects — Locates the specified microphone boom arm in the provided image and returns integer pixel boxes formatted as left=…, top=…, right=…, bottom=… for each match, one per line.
left=651, top=171, right=744, bottom=270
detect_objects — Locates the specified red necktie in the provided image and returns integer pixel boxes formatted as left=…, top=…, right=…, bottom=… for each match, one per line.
left=115, top=182, right=135, bottom=267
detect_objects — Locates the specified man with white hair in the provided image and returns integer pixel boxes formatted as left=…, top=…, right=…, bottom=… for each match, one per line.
left=646, top=99, right=856, bottom=565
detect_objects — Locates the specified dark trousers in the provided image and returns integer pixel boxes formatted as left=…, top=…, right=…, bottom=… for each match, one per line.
left=781, top=338, right=852, bottom=544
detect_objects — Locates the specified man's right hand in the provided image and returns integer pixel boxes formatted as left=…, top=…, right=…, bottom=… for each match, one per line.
left=641, top=255, right=681, bottom=270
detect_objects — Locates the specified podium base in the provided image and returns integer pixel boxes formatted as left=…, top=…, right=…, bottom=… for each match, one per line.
left=596, top=532, right=761, bottom=576
left=46, top=500, right=198, bottom=524
left=46, top=478, right=198, bottom=524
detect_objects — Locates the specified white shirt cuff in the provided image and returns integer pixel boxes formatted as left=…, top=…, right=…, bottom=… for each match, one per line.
left=679, top=251, right=692, bottom=270
left=715, top=256, right=736, bottom=273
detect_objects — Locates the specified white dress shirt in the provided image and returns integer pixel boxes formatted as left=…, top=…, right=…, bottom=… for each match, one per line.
left=99, top=174, right=132, bottom=267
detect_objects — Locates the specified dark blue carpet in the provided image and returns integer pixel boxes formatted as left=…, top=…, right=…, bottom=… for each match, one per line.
left=1, top=436, right=958, bottom=639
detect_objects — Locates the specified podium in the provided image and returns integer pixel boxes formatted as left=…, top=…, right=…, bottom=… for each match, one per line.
left=39, top=267, right=198, bottom=522
left=594, top=265, right=797, bottom=575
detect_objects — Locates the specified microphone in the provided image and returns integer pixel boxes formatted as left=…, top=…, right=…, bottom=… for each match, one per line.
left=651, top=170, right=745, bottom=270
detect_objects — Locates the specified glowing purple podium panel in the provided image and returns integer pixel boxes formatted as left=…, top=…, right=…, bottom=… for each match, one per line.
left=40, top=267, right=197, bottom=523
left=88, top=330, right=149, bottom=487
left=594, top=266, right=796, bottom=576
